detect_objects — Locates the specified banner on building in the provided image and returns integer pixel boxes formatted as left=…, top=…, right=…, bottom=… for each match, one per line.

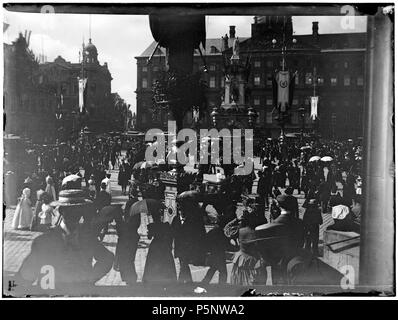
left=78, top=78, right=87, bottom=113
left=276, top=71, right=290, bottom=112
left=310, top=96, right=319, bottom=120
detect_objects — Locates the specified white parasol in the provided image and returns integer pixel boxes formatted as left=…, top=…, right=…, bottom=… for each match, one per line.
left=309, top=156, right=321, bottom=162
left=321, top=156, right=334, bottom=162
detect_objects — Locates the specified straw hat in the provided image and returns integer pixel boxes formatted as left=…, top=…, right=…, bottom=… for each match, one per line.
left=50, top=189, right=92, bottom=207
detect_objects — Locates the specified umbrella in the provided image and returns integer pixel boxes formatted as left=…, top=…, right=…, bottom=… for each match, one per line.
left=95, top=205, right=123, bottom=226
left=61, top=174, right=82, bottom=186
left=128, top=199, right=163, bottom=222
left=309, top=156, right=321, bottom=162
left=133, top=161, right=145, bottom=170
left=140, top=161, right=157, bottom=169
left=321, top=156, right=334, bottom=162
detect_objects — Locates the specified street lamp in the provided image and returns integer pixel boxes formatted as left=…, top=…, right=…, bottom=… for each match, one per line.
left=298, top=106, right=306, bottom=140
left=271, top=25, right=298, bottom=143
left=210, top=107, right=219, bottom=127
left=247, top=106, right=258, bottom=128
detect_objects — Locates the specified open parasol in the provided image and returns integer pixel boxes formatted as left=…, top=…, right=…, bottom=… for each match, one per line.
left=61, top=174, right=82, bottom=187
left=133, top=161, right=145, bottom=170
left=321, top=156, right=334, bottom=162
left=128, top=199, right=164, bottom=222
left=140, top=161, right=158, bottom=169
left=309, top=156, right=321, bottom=162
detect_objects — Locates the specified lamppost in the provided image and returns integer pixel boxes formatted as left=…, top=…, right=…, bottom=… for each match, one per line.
left=71, top=110, right=78, bottom=140
left=247, top=106, right=258, bottom=128
left=271, top=19, right=297, bottom=141
left=331, top=113, right=337, bottom=140
left=210, top=106, right=219, bottom=128
left=298, top=105, right=306, bottom=141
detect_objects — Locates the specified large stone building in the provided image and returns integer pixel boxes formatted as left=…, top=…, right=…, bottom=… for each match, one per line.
left=38, top=38, right=115, bottom=135
left=4, top=33, right=128, bottom=143
left=135, top=16, right=366, bottom=139
left=4, top=32, right=57, bottom=142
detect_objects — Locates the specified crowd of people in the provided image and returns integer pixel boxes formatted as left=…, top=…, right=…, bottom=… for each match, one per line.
left=9, top=133, right=364, bottom=288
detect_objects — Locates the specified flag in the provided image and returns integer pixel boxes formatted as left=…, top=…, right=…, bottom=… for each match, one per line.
left=310, top=96, right=319, bottom=120
left=276, top=71, right=290, bottom=112
left=78, top=77, right=87, bottom=113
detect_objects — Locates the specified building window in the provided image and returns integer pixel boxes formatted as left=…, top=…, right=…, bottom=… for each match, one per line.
left=254, top=97, right=260, bottom=106
left=317, top=76, right=324, bottom=86
left=254, top=75, right=261, bottom=86
left=292, top=99, right=298, bottom=106
left=305, top=73, right=313, bottom=85
left=266, top=98, right=273, bottom=106
left=256, top=111, right=261, bottom=124
left=266, top=112, right=273, bottom=124
left=209, top=64, right=216, bottom=71
left=91, top=83, right=96, bottom=94
left=333, top=61, right=339, bottom=69
left=142, top=66, right=147, bottom=72
left=266, top=74, right=272, bottom=86
left=254, top=60, right=261, bottom=68
left=357, top=76, right=364, bottom=86
left=344, top=61, right=349, bottom=69
left=330, top=76, right=338, bottom=86
left=295, top=73, right=300, bottom=85
left=61, top=83, right=68, bottom=95
left=344, top=75, right=350, bottom=86
left=220, top=78, right=225, bottom=88
left=142, top=113, right=147, bottom=124
left=209, top=76, right=216, bottom=88
left=292, top=112, right=299, bottom=124
left=142, top=78, right=148, bottom=88
left=266, top=60, right=273, bottom=68
left=153, top=66, right=159, bottom=72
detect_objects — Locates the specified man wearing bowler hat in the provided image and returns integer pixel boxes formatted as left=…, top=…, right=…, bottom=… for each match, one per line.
left=254, top=194, right=304, bottom=284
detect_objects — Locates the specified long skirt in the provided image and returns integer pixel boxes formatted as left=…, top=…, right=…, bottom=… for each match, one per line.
left=230, top=251, right=266, bottom=286
left=143, top=241, right=177, bottom=284
left=12, top=199, right=33, bottom=230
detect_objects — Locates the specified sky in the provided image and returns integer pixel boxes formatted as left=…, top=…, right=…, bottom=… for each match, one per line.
left=3, top=9, right=367, bottom=113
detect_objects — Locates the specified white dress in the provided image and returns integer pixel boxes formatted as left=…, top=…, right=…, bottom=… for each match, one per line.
left=12, top=197, right=33, bottom=230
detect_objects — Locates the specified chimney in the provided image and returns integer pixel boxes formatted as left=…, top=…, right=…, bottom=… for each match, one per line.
left=312, top=21, right=319, bottom=37
left=229, top=25, right=236, bottom=38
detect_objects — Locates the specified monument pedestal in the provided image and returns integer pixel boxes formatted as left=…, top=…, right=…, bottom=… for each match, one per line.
left=160, top=171, right=178, bottom=224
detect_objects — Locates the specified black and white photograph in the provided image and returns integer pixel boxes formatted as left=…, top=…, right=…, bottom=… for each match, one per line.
left=1, top=1, right=395, bottom=300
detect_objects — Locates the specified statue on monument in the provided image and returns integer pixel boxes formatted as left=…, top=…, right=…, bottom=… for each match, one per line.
left=232, top=37, right=240, bottom=57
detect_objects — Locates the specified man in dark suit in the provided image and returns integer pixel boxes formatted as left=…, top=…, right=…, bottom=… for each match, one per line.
left=94, top=182, right=111, bottom=212
left=284, top=187, right=299, bottom=219
left=255, top=194, right=304, bottom=284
